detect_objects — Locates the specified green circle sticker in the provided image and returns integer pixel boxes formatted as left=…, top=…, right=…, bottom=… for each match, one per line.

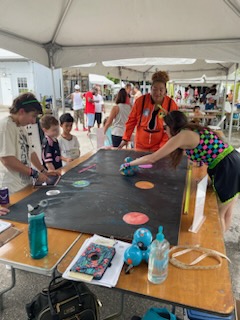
left=72, top=180, right=90, bottom=188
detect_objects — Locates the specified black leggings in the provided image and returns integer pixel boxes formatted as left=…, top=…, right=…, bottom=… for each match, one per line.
left=111, top=135, right=122, bottom=147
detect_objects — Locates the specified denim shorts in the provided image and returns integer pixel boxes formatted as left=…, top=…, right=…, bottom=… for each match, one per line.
left=87, top=113, right=95, bottom=127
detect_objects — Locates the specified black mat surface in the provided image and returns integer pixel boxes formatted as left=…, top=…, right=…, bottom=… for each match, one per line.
left=2, top=149, right=187, bottom=244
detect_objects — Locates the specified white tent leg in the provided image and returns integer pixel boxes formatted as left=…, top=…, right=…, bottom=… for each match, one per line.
left=221, top=75, right=228, bottom=130
left=143, top=73, right=146, bottom=94
left=60, top=68, right=65, bottom=114
left=51, top=67, right=58, bottom=119
left=228, top=63, right=239, bottom=143
left=119, top=67, right=122, bottom=87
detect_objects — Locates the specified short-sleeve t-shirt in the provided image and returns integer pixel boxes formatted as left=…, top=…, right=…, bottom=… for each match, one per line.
left=84, top=91, right=95, bottom=114
left=42, top=135, right=62, bottom=169
left=58, top=135, right=80, bottom=166
left=93, top=94, right=104, bottom=113
left=0, top=116, right=32, bottom=194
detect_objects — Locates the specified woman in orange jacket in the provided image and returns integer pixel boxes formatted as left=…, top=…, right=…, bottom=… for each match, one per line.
left=119, top=71, right=178, bottom=152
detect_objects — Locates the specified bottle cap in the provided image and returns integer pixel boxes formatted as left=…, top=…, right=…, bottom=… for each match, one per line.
left=156, top=225, right=165, bottom=242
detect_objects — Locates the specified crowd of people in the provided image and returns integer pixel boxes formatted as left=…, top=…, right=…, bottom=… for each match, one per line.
left=0, top=71, right=239, bottom=233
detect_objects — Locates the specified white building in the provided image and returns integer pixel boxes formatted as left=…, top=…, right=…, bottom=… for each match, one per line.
left=0, top=49, right=61, bottom=106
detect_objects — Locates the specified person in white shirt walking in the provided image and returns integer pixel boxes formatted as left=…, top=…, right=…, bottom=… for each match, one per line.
left=93, top=91, right=105, bottom=128
left=69, top=84, right=87, bottom=131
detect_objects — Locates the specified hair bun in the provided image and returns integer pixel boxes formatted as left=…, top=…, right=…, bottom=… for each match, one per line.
left=152, top=71, right=169, bottom=84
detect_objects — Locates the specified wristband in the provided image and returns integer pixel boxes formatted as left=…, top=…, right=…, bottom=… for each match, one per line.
left=30, top=168, right=40, bottom=179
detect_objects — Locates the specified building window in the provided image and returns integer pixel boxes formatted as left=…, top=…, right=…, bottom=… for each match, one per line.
left=17, top=77, right=28, bottom=94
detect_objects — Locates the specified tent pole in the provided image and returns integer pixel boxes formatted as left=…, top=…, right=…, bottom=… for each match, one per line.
left=51, top=67, right=58, bottom=119
left=60, top=68, right=65, bottom=114
left=143, top=72, right=146, bottom=94
left=222, top=71, right=228, bottom=121
left=47, top=45, right=58, bottom=118
left=119, top=67, right=122, bottom=87
left=228, top=63, right=239, bottom=143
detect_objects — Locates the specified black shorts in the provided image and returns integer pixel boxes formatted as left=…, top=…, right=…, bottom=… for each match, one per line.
left=208, top=149, right=240, bottom=203
left=111, top=135, right=122, bottom=148
left=95, top=113, right=102, bottom=125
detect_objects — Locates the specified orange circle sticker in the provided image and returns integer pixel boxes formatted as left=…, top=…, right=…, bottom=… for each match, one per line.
left=135, top=181, right=154, bottom=189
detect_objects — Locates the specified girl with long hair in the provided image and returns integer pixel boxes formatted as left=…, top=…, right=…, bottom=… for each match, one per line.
left=120, top=110, right=240, bottom=232
left=104, top=88, right=131, bottom=147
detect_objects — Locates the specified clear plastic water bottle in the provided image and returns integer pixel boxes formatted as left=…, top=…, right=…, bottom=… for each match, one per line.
left=28, top=209, right=48, bottom=259
left=148, top=226, right=169, bottom=284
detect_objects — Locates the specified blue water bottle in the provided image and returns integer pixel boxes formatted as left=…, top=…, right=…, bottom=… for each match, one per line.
left=28, top=206, right=48, bottom=259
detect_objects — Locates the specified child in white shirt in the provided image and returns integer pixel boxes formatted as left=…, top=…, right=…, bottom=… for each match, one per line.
left=58, top=113, right=80, bottom=166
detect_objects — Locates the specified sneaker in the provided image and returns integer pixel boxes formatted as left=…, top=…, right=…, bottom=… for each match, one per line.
left=83, top=128, right=88, bottom=131
left=74, top=128, right=79, bottom=131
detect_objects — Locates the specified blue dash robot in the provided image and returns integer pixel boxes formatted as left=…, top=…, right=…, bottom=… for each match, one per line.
left=124, top=228, right=153, bottom=273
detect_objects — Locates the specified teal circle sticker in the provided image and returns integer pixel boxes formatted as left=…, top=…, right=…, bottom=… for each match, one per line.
left=72, top=180, right=90, bottom=188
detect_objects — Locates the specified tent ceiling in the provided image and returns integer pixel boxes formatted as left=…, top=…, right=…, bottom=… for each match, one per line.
left=0, top=48, right=235, bottom=82
left=0, top=0, right=240, bottom=69
left=64, top=59, right=234, bottom=82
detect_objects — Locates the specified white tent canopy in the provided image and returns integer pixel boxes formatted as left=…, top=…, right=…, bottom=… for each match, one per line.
left=65, top=59, right=235, bottom=83
left=0, top=48, right=236, bottom=83
left=101, top=58, right=234, bottom=81
left=0, top=0, right=240, bottom=69
left=88, top=74, right=114, bottom=86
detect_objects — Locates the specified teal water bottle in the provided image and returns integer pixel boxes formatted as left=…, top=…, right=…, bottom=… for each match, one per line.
left=28, top=209, right=48, bottom=259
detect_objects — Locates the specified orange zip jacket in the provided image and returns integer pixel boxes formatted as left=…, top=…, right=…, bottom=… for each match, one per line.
left=122, top=93, right=178, bottom=152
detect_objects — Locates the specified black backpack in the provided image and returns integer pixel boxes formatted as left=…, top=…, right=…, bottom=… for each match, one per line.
left=26, top=276, right=101, bottom=320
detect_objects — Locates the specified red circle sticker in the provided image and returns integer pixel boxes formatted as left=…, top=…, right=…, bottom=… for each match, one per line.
left=123, top=212, right=149, bottom=225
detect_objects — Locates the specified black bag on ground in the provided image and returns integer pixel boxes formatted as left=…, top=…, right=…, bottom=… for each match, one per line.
left=26, top=276, right=100, bottom=320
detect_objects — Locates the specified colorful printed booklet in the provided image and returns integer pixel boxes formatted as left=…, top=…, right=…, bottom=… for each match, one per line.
left=69, top=242, right=116, bottom=280
left=63, top=234, right=131, bottom=287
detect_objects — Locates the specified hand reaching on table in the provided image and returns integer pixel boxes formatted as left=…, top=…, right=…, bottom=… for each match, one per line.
left=0, top=207, right=10, bottom=216
left=37, top=170, right=61, bottom=183
left=120, top=157, right=139, bottom=176
left=118, top=140, right=128, bottom=149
